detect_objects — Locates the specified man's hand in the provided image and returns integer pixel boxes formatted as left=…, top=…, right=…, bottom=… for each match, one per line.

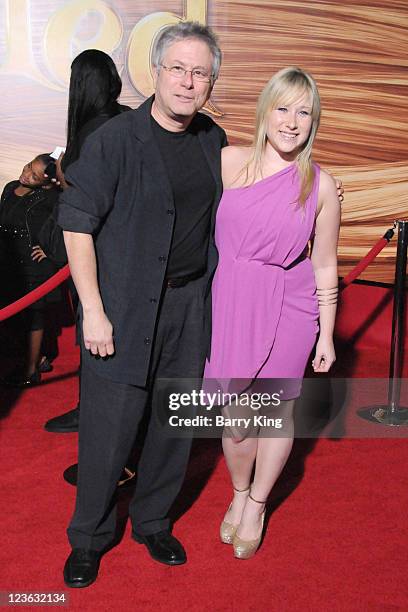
left=83, top=309, right=115, bottom=357
left=334, top=178, right=344, bottom=202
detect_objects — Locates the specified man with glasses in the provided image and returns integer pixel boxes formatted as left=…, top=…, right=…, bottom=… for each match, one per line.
left=58, top=22, right=227, bottom=587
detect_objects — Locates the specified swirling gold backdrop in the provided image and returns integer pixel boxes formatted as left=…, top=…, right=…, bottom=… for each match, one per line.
left=0, top=0, right=407, bottom=282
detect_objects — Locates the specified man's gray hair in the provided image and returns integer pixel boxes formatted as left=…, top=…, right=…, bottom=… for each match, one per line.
left=151, top=21, right=222, bottom=80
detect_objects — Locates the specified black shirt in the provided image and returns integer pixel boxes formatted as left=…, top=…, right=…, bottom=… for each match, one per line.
left=0, top=188, right=29, bottom=229
left=0, top=182, right=58, bottom=246
left=0, top=181, right=58, bottom=293
left=151, top=116, right=216, bottom=277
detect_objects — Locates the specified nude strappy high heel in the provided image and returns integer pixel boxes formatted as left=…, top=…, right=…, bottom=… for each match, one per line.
left=232, top=491, right=266, bottom=559
left=220, top=486, right=250, bottom=544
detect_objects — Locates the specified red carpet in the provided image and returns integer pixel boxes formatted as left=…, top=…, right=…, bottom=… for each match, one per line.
left=1, top=284, right=408, bottom=611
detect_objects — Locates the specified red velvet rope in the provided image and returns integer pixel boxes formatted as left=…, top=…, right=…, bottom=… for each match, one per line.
left=341, top=227, right=395, bottom=288
left=0, top=227, right=395, bottom=322
left=0, top=264, right=70, bottom=322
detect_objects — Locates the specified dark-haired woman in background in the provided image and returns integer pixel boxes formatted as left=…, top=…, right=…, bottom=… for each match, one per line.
left=0, top=154, right=60, bottom=386
left=45, top=49, right=131, bottom=435
left=57, top=48, right=131, bottom=186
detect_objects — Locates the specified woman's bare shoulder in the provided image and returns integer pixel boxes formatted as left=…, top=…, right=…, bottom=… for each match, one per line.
left=317, top=168, right=341, bottom=218
left=221, top=146, right=252, bottom=188
left=319, top=168, right=337, bottom=193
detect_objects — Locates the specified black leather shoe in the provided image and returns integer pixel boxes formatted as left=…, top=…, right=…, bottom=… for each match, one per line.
left=132, top=530, right=187, bottom=565
left=44, top=406, right=80, bottom=433
left=63, top=548, right=101, bottom=588
left=1, top=369, right=41, bottom=388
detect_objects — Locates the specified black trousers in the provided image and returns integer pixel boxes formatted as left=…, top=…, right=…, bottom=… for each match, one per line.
left=67, top=277, right=207, bottom=551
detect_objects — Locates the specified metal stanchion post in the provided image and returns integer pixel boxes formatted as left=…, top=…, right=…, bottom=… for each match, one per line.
left=358, top=219, right=408, bottom=426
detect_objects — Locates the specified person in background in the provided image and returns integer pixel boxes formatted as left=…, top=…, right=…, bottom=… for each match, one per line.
left=44, top=49, right=131, bottom=433
left=205, top=66, right=340, bottom=559
left=0, top=154, right=60, bottom=386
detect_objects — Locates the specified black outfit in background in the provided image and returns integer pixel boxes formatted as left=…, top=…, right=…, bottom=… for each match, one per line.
left=61, top=102, right=131, bottom=172
left=42, top=102, right=132, bottom=267
left=0, top=181, right=59, bottom=329
left=58, top=96, right=227, bottom=549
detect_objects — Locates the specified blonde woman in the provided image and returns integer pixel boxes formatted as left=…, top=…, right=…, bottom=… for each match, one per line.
left=205, top=67, right=340, bottom=558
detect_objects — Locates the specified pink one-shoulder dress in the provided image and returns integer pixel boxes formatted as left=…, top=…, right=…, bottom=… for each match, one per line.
left=204, top=163, right=320, bottom=399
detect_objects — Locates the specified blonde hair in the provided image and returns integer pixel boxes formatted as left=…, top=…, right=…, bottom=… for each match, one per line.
left=242, top=66, right=321, bottom=205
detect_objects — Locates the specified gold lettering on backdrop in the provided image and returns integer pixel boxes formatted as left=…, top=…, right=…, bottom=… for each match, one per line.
left=44, top=0, right=122, bottom=86
left=127, top=0, right=207, bottom=98
left=0, top=0, right=57, bottom=88
left=0, top=0, right=221, bottom=113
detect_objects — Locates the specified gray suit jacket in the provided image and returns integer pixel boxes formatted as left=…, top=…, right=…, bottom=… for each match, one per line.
left=58, top=96, right=227, bottom=386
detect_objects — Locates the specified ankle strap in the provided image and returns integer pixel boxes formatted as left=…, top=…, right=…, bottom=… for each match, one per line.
left=233, top=485, right=250, bottom=493
left=249, top=492, right=267, bottom=504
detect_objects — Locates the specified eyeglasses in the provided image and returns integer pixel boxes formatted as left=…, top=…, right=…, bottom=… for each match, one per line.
left=159, top=64, right=214, bottom=83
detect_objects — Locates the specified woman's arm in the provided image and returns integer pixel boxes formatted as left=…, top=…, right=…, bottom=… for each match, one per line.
left=311, top=170, right=341, bottom=373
